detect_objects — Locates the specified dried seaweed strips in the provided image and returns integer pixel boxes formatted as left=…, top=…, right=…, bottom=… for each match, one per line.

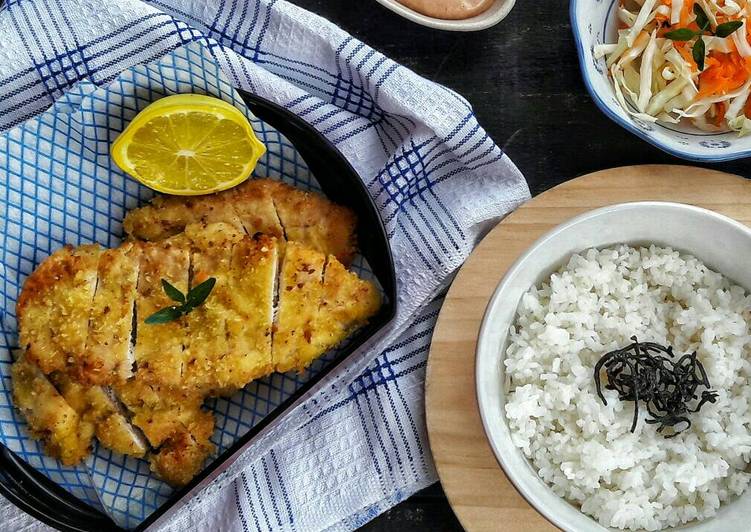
left=594, top=336, right=718, bottom=438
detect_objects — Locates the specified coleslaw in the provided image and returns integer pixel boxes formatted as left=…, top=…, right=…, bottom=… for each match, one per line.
left=598, top=1, right=751, bottom=134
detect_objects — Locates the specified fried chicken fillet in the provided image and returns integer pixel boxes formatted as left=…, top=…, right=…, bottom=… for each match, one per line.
left=17, top=245, right=101, bottom=374
left=115, top=379, right=214, bottom=486
left=51, top=373, right=148, bottom=458
left=134, top=238, right=190, bottom=388
left=273, top=242, right=326, bottom=373
left=78, top=243, right=140, bottom=385
left=11, top=356, right=93, bottom=465
left=12, top=179, right=380, bottom=487
left=273, top=243, right=381, bottom=372
left=123, top=178, right=357, bottom=266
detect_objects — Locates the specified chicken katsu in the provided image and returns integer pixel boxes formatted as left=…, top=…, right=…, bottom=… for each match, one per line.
left=17, top=245, right=101, bottom=375
left=50, top=373, right=148, bottom=458
left=79, top=243, right=140, bottom=385
left=123, top=178, right=358, bottom=266
left=134, top=237, right=191, bottom=389
left=11, top=356, right=94, bottom=465
left=12, top=178, right=380, bottom=486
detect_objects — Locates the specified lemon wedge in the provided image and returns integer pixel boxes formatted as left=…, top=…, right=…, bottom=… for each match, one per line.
left=111, top=94, right=266, bottom=195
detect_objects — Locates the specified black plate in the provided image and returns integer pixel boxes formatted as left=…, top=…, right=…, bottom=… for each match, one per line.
left=0, top=91, right=396, bottom=531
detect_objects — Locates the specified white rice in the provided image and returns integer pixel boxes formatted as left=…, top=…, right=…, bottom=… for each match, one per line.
left=504, top=245, right=751, bottom=531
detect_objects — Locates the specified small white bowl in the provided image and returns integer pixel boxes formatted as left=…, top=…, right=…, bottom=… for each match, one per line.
left=476, top=202, right=751, bottom=531
left=571, top=0, right=751, bottom=161
left=376, top=0, right=515, bottom=32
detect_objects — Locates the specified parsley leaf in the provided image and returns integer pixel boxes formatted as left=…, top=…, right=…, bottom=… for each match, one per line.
left=692, top=38, right=706, bottom=71
left=184, top=277, right=217, bottom=310
left=161, top=279, right=186, bottom=304
left=715, top=20, right=744, bottom=38
left=664, top=28, right=697, bottom=41
left=693, top=4, right=710, bottom=32
left=144, top=277, right=217, bottom=325
left=144, top=306, right=184, bottom=324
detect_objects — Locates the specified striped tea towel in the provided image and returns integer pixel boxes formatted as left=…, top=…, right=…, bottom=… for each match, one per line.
left=0, top=0, right=530, bottom=530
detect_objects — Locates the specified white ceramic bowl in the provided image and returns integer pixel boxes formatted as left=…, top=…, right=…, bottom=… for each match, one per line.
left=570, top=0, right=751, bottom=161
left=376, top=0, right=515, bottom=32
left=476, top=202, right=751, bottom=531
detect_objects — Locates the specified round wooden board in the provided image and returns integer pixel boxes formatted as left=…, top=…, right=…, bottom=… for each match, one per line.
left=425, top=165, right=751, bottom=531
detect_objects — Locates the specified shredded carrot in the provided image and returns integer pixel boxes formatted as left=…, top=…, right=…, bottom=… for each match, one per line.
left=674, top=41, right=698, bottom=71
left=680, top=0, right=695, bottom=27
left=712, top=102, right=727, bottom=126
left=698, top=51, right=751, bottom=98
left=744, top=96, right=751, bottom=118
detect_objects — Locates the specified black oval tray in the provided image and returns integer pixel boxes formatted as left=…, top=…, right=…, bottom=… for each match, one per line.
left=0, top=90, right=396, bottom=531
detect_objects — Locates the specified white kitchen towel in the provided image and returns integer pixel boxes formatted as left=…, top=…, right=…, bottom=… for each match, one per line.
left=0, top=0, right=530, bottom=530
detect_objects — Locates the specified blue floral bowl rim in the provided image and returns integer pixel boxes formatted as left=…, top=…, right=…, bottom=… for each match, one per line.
left=569, top=0, right=751, bottom=162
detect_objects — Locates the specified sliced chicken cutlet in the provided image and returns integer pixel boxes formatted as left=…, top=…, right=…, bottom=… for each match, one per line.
left=182, top=223, right=278, bottom=392
left=13, top=179, right=380, bottom=486
left=50, top=374, right=148, bottom=458
left=222, top=233, right=278, bottom=389
left=134, top=238, right=190, bottom=388
left=182, top=223, right=244, bottom=392
left=17, top=245, right=101, bottom=375
left=11, top=356, right=93, bottom=465
left=114, top=380, right=212, bottom=449
left=272, top=242, right=326, bottom=373
left=150, top=428, right=214, bottom=487
left=273, top=244, right=381, bottom=372
left=227, top=179, right=284, bottom=239
left=122, top=178, right=357, bottom=266
left=271, top=181, right=357, bottom=267
left=122, top=191, right=244, bottom=241
left=77, top=243, right=140, bottom=385
left=311, top=259, right=381, bottom=366
left=115, top=379, right=214, bottom=486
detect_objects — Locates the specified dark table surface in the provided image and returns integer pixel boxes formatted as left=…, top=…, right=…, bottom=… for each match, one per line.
left=287, top=1, right=750, bottom=530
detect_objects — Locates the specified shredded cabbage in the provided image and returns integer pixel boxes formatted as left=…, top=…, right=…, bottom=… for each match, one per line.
left=606, top=32, right=630, bottom=67
left=603, top=0, right=751, bottom=136
left=731, top=23, right=751, bottom=57
left=638, top=31, right=659, bottom=112
left=594, top=44, right=619, bottom=59
left=648, top=78, right=689, bottom=115
left=728, top=114, right=751, bottom=134
left=725, top=83, right=751, bottom=119
left=671, top=0, right=684, bottom=24
left=618, top=7, right=637, bottom=27
left=627, top=0, right=658, bottom=47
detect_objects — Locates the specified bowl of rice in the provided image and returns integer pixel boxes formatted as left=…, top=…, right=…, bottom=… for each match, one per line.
left=476, top=202, right=751, bottom=531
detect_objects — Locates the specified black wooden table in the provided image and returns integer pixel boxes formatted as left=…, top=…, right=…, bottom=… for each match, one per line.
left=287, top=1, right=750, bottom=530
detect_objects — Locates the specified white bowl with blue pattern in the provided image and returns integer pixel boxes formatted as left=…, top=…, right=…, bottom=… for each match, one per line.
left=570, top=0, right=750, bottom=162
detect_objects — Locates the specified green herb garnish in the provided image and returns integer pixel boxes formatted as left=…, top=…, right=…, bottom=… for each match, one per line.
left=664, top=4, right=744, bottom=71
left=715, top=20, right=744, bottom=38
left=692, top=37, right=707, bottom=71
left=694, top=3, right=710, bottom=32
left=144, top=277, right=216, bottom=324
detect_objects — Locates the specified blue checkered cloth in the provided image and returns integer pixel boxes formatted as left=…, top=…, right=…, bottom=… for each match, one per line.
left=0, top=1, right=530, bottom=530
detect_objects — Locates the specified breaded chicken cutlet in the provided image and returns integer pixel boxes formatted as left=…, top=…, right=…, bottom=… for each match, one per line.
left=13, top=178, right=381, bottom=487
left=123, top=178, right=358, bottom=267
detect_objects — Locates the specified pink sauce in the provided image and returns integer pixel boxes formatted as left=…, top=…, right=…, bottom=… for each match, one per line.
left=397, top=0, right=495, bottom=20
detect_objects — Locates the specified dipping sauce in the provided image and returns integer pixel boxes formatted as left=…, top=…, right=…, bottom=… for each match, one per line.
left=397, top=0, right=494, bottom=20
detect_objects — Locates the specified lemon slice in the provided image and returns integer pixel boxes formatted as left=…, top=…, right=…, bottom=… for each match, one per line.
left=111, top=94, right=266, bottom=195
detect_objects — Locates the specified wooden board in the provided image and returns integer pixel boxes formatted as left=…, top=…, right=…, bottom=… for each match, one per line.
left=424, top=165, right=751, bottom=532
